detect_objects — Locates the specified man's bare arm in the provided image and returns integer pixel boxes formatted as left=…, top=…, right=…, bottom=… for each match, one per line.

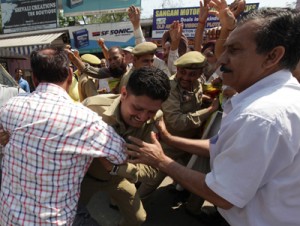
left=127, top=132, right=233, bottom=209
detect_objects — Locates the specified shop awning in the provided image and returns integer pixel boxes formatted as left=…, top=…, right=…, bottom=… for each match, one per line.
left=0, top=33, right=65, bottom=56
left=0, top=48, right=28, bottom=60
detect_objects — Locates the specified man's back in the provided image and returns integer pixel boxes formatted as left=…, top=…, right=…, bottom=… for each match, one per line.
left=0, top=83, right=125, bottom=225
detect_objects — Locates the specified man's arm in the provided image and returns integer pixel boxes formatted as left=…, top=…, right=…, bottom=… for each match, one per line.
left=128, top=5, right=145, bottom=44
left=126, top=132, right=233, bottom=209
left=194, top=0, right=210, bottom=52
left=210, top=0, right=245, bottom=58
left=156, top=118, right=210, bottom=157
left=66, top=49, right=112, bottom=79
left=97, top=38, right=109, bottom=61
left=167, top=21, right=182, bottom=74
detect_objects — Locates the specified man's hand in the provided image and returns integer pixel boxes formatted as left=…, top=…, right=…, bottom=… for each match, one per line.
left=209, top=98, right=220, bottom=113
left=127, top=132, right=168, bottom=168
left=155, top=118, right=171, bottom=142
left=65, top=49, right=85, bottom=71
left=229, top=0, right=246, bottom=18
left=169, top=21, right=183, bottom=50
left=198, top=0, right=211, bottom=24
left=209, top=0, right=237, bottom=31
left=97, top=38, right=105, bottom=48
left=0, top=128, right=9, bottom=146
left=128, top=5, right=141, bottom=29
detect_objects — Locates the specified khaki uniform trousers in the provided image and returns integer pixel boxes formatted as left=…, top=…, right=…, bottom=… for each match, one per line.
left=80, top=174, right=146, bottom=226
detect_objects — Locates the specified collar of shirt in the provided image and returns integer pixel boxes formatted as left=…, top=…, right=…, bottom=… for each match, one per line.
left=230, top=70, right=294, bottom=109
left=103, top=95, right=125, bottom=128
left=35, top=83, right=72, bottom=101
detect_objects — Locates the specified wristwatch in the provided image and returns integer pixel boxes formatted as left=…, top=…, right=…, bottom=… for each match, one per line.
left=109, top=165, right=120, bottom=175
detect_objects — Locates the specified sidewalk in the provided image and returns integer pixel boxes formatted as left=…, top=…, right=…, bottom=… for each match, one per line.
left=86, top=177, right=215, bottom=226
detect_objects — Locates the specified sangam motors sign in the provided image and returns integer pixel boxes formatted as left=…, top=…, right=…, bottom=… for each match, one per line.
left=1, top=0, right=57, bottom=34
left=152, top=3, right=259, bottom=39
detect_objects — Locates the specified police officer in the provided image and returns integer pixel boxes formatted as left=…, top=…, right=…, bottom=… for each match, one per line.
left=79, top=67, right=171, bottom=226
left=117, top=42, right=158, bottom=93
left=75, top=53, right=101, bottom=102
left=137, top=51, right=219, bottom=201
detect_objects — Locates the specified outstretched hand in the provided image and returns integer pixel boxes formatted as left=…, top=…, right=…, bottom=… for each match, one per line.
left=97, top=38, right=105, bottom=47
left=128, top=5, right=141, bottom=29
left=229, top=0, right=246, bottom=18
left=169, top=21, right=183, bottom=43
left=126, top=132, right=167, bottom=168
left=198, top=0, right=211, bottom=24
left=209, top=0, right=242, bottom=31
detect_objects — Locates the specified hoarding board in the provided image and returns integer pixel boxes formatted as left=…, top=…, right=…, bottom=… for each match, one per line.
left=62, top=0, right=141, bottom=16
left=68, top=22, right=135, bottom=54
left=1, top=0, right=57, bottom=34
left=152, top=3, right=259, bottom=39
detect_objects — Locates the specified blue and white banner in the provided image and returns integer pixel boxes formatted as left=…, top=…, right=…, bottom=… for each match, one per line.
left=68, top=22, right=135, bottom=54
left=152, top=3, right=259, bottom=39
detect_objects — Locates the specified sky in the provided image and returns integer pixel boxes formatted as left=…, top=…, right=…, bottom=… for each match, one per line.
left=141, top=0, right=297, bottom=18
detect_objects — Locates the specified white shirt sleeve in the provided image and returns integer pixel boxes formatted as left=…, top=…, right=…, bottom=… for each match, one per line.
left=133, top=26, right=146, bottom=45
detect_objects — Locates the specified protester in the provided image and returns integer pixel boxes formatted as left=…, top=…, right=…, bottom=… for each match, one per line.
left=79, top=66, right=171, bottom=226
left=126, top=7, right=300, bottom=226
left=122, top=46, right=134, bottom=67
left=67, top=46, right=128, bottom=94
left=0, top=47, right=127, bottom=225
left=128, top=5, right=174, bottom=76
left=14, top=68, right=30, bottom=92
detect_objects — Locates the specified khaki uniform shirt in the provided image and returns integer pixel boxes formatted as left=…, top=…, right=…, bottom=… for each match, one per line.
left=161, top=75, right=212, bottom=160
left=77, top=72, right=98, bottom=102
left=162, top=74, right=212, bottom=138
left=82, top=94, right=162, bottom=180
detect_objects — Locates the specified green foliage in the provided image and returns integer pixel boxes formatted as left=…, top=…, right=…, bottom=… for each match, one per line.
left=58, top=11, right=128, bottom=27
left=89, top=12, right=128, bottom=24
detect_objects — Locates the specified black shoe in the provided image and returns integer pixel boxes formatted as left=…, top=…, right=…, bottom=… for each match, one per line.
left=170, top=188, right=190, bottom=208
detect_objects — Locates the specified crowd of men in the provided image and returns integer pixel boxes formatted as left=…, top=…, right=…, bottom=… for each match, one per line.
left=1, top=0, right=300, bottom=225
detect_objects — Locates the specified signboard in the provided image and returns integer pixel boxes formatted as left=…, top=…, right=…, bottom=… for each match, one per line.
left=152, top=3, right=259, bottom=39
left=68, top=22, right=135, bottom=54
left=1, top=0, right=57, bottom=34
left=62, top=0, right=141, bottom=16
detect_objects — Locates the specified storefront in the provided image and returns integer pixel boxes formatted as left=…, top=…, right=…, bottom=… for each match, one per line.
left=0, top=29, right=69, bottom=91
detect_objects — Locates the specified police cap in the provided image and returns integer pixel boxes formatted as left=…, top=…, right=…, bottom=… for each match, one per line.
left=132, top=42, right=157, bottom=56
left=174, top=51, right=207, bottom=69
left=81, top=54, right=101, bottom=65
